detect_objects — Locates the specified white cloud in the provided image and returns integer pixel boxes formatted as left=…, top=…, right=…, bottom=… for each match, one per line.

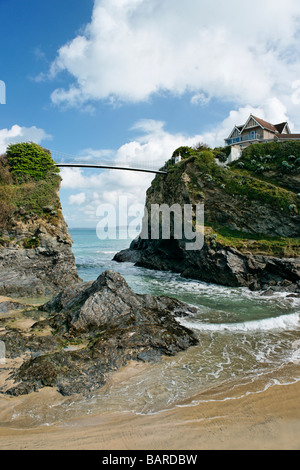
left=49, top=0, right=300, bottom=113
left=60, top=117, right=204, bottom=187
left=0, top=124, right=52, bottom=154
left=68, top=192, right=86, bottom=205
left=60, top=99, right=297, bottom=223
left=59, top=167, right=101, bottom=189
left=60, top=118, right=205, bottom=223
left=191, top=93, right=210, bottom=106
left=59, top=100, right=299, bottom=227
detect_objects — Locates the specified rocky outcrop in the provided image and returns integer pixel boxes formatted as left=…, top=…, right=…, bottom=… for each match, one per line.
left=115, top=238, right=300, bottom=293
left=0, top=148, right=81, bottom=298
left=0, top=216, right=80, bottom=297
left=3, top=271, right=198, bottom=397
left=114, top=146, right=300, bottom=293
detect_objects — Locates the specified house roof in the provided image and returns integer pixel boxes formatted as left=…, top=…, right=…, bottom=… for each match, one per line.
left=274, top=122, right=288, bottom=133
left=275, top=134, right=300, bottom=139
left=251, top=116, right=278, bottom=133
left=225, top=114, right=296, bottom=142
left=227, top=125, right=242, bottom=139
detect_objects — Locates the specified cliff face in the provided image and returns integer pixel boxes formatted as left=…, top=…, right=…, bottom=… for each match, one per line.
left=0, top=145, right=80, bottom=297
left=0, top=214, right=80, bottom=297
left=115, top=144, right=300, bottom=293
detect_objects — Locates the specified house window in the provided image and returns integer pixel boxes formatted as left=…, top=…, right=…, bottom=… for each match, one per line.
left=250, top=131, right=256, bottom=140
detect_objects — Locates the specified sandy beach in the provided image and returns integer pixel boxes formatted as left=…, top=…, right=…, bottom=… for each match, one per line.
left=0, top=364, right=299, bottom=451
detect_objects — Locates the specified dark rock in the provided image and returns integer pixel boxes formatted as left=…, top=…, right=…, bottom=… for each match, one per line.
left=4, top=270, right=198, bottom=397
left=113, top=247, right=142, bottom=263
left=0, top=246, right=80, bottom=298
left=43, top=270, right=198, bottom=336
left=1, top=328, right=63, bottom=360
left=0, top=217, right=81, bottom=297
left=0, top=301, right=26, bottom=314
left=43, top=206, right=54, bottom=213
left=117, top=239, right=300, bottom=293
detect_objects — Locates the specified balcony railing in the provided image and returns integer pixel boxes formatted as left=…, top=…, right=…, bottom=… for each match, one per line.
left=225, top=133, right=260, bottom=146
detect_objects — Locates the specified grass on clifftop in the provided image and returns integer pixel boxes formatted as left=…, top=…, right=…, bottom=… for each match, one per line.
left=230, top=140, right=300, bottom=176
left=0, top=143, right=61, bottom=230
left=167, top=145, right=299, bottom=213
left=205, top=226, right=300, bottom=258
left=162, top=144, right=300, bottom=257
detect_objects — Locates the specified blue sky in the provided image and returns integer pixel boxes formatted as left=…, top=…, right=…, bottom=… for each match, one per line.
left=1, top=0, right=300, bottom=228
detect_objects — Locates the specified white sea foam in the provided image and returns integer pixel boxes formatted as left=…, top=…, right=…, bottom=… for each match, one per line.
left=179, top=312, right=300, bottom=333
left=290, top=342, right=300, bottom=364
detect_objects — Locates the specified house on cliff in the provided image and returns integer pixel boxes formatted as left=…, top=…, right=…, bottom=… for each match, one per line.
left=225, top=114, right=300, bottom=162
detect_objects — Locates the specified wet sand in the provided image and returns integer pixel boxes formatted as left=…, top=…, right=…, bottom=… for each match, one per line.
left=0, top=371, right=299, bottom=450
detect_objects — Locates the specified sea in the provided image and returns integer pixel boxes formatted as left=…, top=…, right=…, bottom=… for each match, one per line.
left=2, top=227, right=300, bottom=427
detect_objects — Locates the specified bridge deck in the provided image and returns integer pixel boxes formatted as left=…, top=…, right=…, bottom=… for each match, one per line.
left=55, top=163, right=167, bottom=175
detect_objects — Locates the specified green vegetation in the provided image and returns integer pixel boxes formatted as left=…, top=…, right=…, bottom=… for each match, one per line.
left=172, top=146, right=196, bottom=160
left=163, top=145, right=300, bottom=213
left=22, top=237, right=40, bottom=249
left=173, top=147, right=299, bottom=212
left=206, top=226, right=300, bottom=258
left=6, top=142, right=59, bottom=182
left=164, top=142, right=300, bottom=258
left=232, top=140, right=300, bottom=174
left=229, top=141, right=300, bottom=192
left=0, top=143, right=61, bottom=230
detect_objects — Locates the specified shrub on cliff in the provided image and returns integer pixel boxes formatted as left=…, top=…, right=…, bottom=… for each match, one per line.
left=233, top=141, right=300, bottom=175
left=215, top=151, right=228, bottom=163
left=0, top=154, right=13, bottom=184
left=0, top=145, right=61, bottom=227
left=0, top=199, right=15, bottom=229
left=6, top=142, right=59, bottom=182
left=172, top=146, right=196, bottom=160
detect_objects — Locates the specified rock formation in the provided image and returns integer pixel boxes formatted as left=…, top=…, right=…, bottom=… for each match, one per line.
left=3, top=270, right=198, bottom=396
left=0, top=146, right=80, bottom=297
left=116, top=238, right=300, bottom=293
left=0, top=216, right=80, bottom=297
left=114, top=144, right=300, bottom=293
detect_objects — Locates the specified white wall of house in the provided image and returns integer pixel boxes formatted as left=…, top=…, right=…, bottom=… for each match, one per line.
left=228, top=145, right=242, bottom=163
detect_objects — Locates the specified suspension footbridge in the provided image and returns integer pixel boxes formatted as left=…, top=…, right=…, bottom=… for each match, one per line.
left=51, top=150, right=168, bottom=175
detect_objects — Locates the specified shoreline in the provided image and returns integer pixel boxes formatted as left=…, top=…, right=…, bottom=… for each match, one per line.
left=1, top=289, right=300, bottom=450
left=0, top=364, right=299, bottom=450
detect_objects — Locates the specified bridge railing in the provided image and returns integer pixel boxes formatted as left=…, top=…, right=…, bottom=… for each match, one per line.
left=50, top=149, right=167, bottom=173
